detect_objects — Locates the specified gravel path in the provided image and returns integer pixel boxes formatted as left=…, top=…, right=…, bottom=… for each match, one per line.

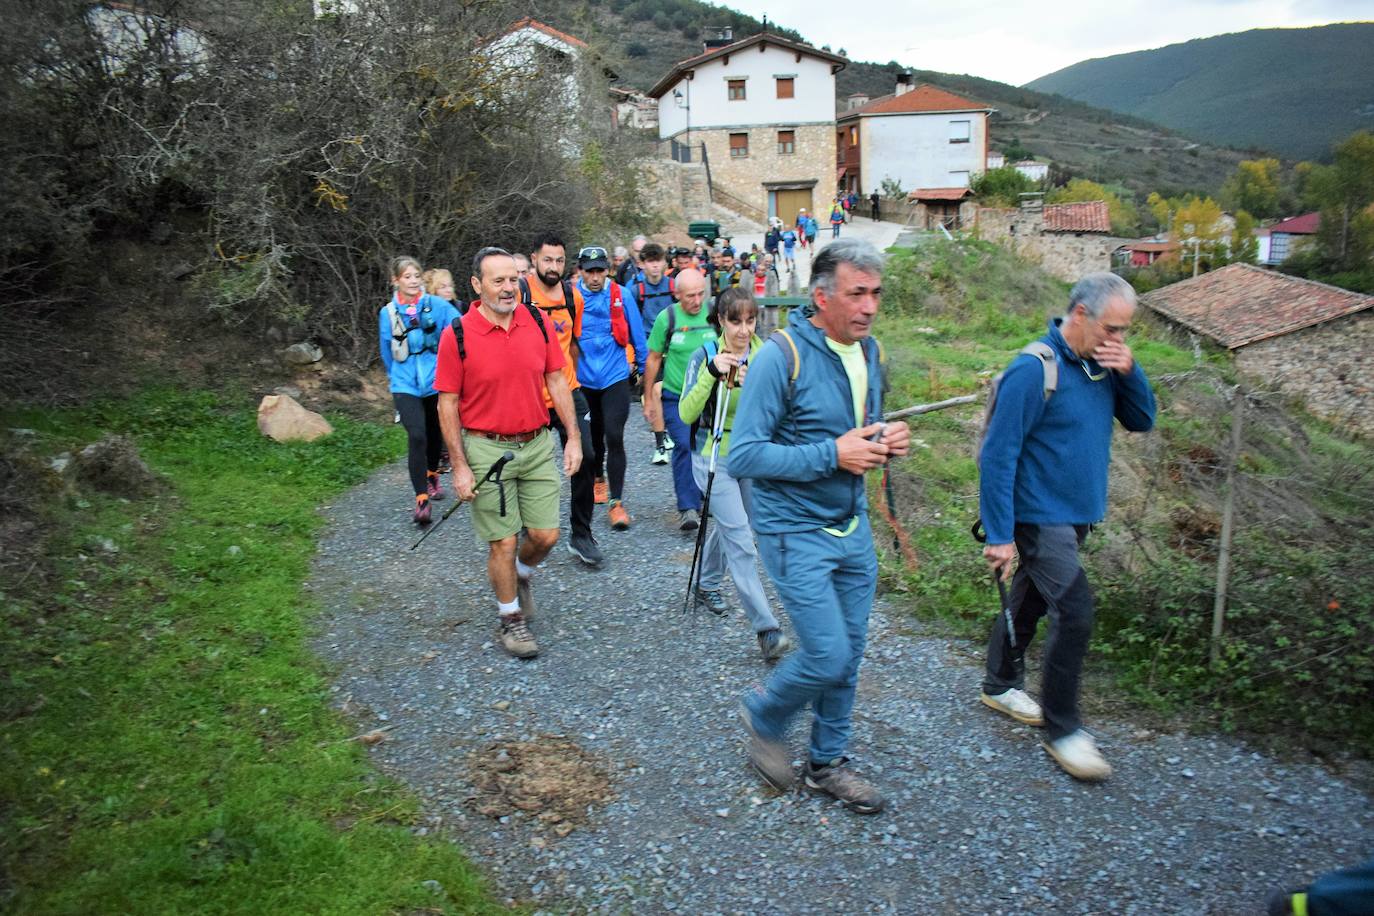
left=310, top=412, right=1373, bottom=914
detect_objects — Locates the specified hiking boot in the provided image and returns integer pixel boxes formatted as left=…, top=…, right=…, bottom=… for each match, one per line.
left=498, top=613, right=538, bottom=659
left=980, top=688, right=1044, bottom=726
left=593, top=477, right=609, bottom=504
left=1043, top=730, right=1112, bottom=782
left=426, top=472, right=446, bottom=501
left=413, top=495, right=431, bottom=525
left=803, top=758, right=885, bottom=814
left=1264, top=889, right=1307, bottom=916
left=757, top=629, right=792, bottom=662
left=695, top=587, right=728, bottom=616
left=568, top=531, right=605, bottom=568
left=516, top=575, right=536, bottom=620
left=739, top=701, right=795, bottom=791
left=608, top=501, right=631, bottom=530
left=678, top=509, right=700, bottom=531
left=651, top=444, right=669, bottom=465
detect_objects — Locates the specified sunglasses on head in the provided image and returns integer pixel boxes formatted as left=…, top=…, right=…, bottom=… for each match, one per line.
left=578, top=246, right=607, bottom=260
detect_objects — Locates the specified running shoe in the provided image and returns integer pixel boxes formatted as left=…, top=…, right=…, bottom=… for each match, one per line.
left=516, top=575, right=536, bottom=620
left=568, top=532, right=605, bottom=568
left=651, top=444, right=669, bottom=465
left=1043, top=730, right=1112, bottom=782
left=739, top=701, right=795, bottom=791
left=663, top=436, right=675, bottom=452
left=757, top=629, right=792, bottom=662
left=426, top=471, right=446, bottom=501
left=803, top=758, right=885, bottom=814
left=498, top=613, right=538, bottom=659
left=678, top=509, right=699, bottom=531
left=594, top=477, right=609, bottom=504
left=694, top=586, right=728, bottom=616
left=413, top=494, right=431, bottom=525
left=980, top=688, right=1044, bottom=726
left=608, top=501, right=631, bottom=530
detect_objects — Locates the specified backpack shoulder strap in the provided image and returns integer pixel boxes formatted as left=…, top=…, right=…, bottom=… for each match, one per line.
left=518, top=277, right=531, bottom=307
left=1020, top=341, right=1058, bottom=399
left=769, top=328, right=801, bottom=408
left=449, top=316, right=466, bottom=361
left=524, top=302, right=548, bottom=342
left=658, top=305, right=676, bottom=354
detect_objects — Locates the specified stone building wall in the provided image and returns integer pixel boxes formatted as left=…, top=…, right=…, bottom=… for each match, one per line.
left=974, top=207, right=1119, bottom=282
left=1234, top=310, right=1374, bottom=438
left=694, top=124, right=835, bottom=223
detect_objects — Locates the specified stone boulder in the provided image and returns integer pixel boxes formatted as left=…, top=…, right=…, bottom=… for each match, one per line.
left=282, top=342, right=323, bottom=366
left=257, top=394, right=333, bottom=443
left=72, top=435, right=165, bottom=497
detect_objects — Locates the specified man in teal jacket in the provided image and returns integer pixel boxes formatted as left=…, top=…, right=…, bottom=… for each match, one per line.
left=729, top=239, right=910, bottom=814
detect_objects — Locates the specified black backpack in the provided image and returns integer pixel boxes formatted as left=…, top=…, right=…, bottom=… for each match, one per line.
left=449, top=303, right=547, bottom=361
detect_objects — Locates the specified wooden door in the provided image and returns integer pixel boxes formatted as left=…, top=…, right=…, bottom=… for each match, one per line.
left=775, top=189, right=812, bottom=228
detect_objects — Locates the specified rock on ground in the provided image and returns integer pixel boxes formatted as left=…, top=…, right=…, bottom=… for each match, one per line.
left=310, top=410, right=1373, bottom=914
left=72, top=434, right=164, bottom=497
left=257, top=394, right=332, bottom=442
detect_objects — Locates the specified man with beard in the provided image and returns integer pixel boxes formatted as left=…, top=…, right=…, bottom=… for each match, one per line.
left=522, top=231, right=602, bottom=568
left=434, top=248, right=582, bottom=659
left=575, top=246, right=648, bottom=531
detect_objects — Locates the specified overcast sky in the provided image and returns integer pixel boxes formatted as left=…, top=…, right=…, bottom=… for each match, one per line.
left=723, top=0, right=1374, bottom=86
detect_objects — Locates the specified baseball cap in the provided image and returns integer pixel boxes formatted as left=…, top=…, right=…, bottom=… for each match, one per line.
left=577, top=246, right=611, bottom=270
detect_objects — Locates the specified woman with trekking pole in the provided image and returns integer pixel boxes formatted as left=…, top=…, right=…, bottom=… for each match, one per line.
left=678, top=287, right=792, bottom=663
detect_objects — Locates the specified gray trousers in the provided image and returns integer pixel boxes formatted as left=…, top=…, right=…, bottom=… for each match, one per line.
left=691, top=451, right=779, bottom=633
left=982, top=524, right=1095, bottom=741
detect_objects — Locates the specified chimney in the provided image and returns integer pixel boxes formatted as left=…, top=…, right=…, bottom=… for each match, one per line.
left=702, top=26, right=733, bottom=52
left=895, top=71, right=914, bottom=96
left=847, top=93, right=869, bottom=110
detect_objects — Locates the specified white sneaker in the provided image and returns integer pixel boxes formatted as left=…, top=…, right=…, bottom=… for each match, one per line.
left=1044, top=730, right=1112, bottom=782
left=651, top=444, right=669, bottom=465
left=980, top=688, right=1044, bottom=726
left=663, top=436, right=674, bottom=451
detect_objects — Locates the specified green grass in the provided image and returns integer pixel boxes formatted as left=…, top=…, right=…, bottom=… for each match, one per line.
left=1, top=390, right=501, bottom=914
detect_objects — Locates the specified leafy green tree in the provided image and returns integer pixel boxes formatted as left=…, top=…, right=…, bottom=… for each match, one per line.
left=1001, top=137, right=1034, bottom=162
left=970, top=166, right=1035, bottom=207
left=1303, top=130, right=1374, bottom=269
left=1046, top=178, right=1140, bottom=236
left=1230, top=210, right=1259, bottom=264
left=1220, top=158, right=1281, bottom=218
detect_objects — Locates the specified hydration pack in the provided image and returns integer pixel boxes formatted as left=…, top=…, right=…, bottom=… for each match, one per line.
left=388, top=299, right=442, bottom=362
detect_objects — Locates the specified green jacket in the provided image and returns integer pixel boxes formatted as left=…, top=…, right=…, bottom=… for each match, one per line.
left=678, top=333, right=764, bottom=459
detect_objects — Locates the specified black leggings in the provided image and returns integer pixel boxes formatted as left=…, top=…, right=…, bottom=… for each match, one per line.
left=583, top=379, right=631, bottom=500
left=393, top=393, right=441, bottom=495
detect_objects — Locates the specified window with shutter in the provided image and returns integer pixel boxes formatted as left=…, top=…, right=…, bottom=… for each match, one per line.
left=776, top=77, right=794, bottom=99
left=777, top=130, right=795, bottom=154
left=729, top=132, right=749, bottom=158
left=728, top=79, right=746, bottom=101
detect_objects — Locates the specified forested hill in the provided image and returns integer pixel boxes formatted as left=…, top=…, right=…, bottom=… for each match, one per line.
left=1026, top=23, right=1374, bottom=161
left=526, top=0, right=1245, bottom=197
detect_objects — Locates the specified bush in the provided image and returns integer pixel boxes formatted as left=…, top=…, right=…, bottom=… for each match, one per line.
left=970, top=166, right=1037, bottom=207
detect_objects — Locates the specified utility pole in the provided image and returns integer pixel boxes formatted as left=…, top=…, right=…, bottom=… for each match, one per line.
left=1210, top=388, right=1245, bottom=668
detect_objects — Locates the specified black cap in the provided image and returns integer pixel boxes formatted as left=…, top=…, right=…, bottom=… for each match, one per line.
left=577, top=246, right=611, bottom=270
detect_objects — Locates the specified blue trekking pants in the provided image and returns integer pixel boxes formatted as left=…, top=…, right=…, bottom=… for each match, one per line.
left=744, top=516, right=877, bottom=763
left=661, top=390, right=702, bottom=512
left=691, top=452, right=778, bottom=634
left=1307, top=855, right=1374, bottom=916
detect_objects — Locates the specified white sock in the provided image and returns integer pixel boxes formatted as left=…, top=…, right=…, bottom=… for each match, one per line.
left=497, top=599, right=520, bottom=616
left=515, top=559, right=536, bottom=581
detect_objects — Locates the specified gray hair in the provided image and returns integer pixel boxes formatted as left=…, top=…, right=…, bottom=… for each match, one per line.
left=1068, top=272, right=1136, bottom=319
left=471, top=246, right=512, bottom=280
left=613, top=245, right=628, bottom=258
left=810, top=238, right=886, bottom=300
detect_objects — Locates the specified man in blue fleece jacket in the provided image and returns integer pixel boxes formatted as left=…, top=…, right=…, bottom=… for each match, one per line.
left=978, top=271, right=1156, bottom=782
left=729, top=239, right=910, bottom=814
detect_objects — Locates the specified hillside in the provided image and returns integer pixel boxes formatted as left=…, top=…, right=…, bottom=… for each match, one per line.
left=524, top=0, right=1245, bottom=197
left=1027, top=23, right=1374, bottom=161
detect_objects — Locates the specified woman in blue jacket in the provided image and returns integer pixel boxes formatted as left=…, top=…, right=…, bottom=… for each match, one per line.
left=378, top=256, right=460, bottom=525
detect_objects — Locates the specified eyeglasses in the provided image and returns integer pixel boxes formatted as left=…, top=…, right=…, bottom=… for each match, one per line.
left=578, top=246, right=607, bottom=261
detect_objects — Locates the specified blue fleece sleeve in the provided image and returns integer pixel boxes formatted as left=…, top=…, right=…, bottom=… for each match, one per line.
left=979, top=354, right=1049, bottom=545
left=622, top=284, right=647, bottom=375
left=378, top=307, right=393, bottom=373
left=728, top=341, right=839, bottom=482
left=1113, top=363, right=1156, bottom=432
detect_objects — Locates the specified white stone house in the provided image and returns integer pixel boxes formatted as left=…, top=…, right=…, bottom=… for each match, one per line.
left=835, top=82, right=994, bottom=198
left=648, top=31, right=846, bottom=226
left=479, top=18, right=594, bottom=111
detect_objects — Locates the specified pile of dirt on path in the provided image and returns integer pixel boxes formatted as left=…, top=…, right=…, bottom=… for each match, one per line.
left=465, top=737, right=615, bottom=839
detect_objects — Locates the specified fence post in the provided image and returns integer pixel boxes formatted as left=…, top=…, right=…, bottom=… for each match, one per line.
left=1209, top=386, right=1245, bottom=668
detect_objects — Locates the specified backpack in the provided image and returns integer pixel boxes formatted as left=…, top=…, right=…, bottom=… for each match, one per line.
left=686, top=339, right=721, bottom=450
left=656, top=303, right=712, bottom=356
left=782, top=230, right=797, bottom=246
left=768, top=328, right=886, bottom=424
left=448, top=302, right=548, bottom=361
left=970, top=342, right=1058, bottom=543
left=711, top=267, right=741, bottom=296
left=636, top=275, right=677, bottom=314
left=518, top=277, right=578, bottom=321
left=387, top=300, right=444, bottom=362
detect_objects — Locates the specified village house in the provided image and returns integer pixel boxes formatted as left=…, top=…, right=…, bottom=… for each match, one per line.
left=976, top=197, right=1120, bottom=281
left=1115, top=236, right=1181, bottom=268
left=1140, top=264, right=1374, bottom=436
left=649, top=29, right=846, bottom=226
left=1262, top=212, right=1321, bottom=266
left=834, top=81, right=993, bottom=200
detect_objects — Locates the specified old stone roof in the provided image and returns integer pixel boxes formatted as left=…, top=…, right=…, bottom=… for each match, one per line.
left=838, top=84, right=992, bottom=121
left=1043, top=200, right=1111, bottom=233
left=909, top=188, right=975, bottom=201
left=1139, top=263, right=1374, bottom=349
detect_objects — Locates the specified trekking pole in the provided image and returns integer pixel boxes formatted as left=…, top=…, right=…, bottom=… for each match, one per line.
left=410, top=450, right=515, bottom=550
left=683, top=363, right=738, bottom=615
left=995, top=573, right=1016, bottom=649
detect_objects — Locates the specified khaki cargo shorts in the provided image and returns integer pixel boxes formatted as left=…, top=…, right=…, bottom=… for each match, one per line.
left=462, top=428, right=560, bottom=543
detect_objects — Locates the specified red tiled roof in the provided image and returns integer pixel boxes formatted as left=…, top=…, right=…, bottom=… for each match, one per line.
left=909, top=187, right=974, bottom=201
left=1043, top=200, right=1110, bottom=233
left=1122, top=238, right=1179, bottom=253
left=502, top=17, right=588, bottom=50
left=1269, top=212, right=1320, bottom=235
left=1139, top=263, right=1374, bottom=349
left=839, top=84, right=992, bottom=120
left=648, top=32, right=847, bottom=99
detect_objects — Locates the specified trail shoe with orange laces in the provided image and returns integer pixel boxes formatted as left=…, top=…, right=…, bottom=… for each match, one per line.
left=608, top=500, right=631, bottom=530
left=593, top=477, right=610, bottom=504
left=426, top=471, right=446, bottom=501
left=803, top=757, right=885, bottom=814
left=498, top=613, right=538, bottom=659
left=413, top=494, right=431, bottom=525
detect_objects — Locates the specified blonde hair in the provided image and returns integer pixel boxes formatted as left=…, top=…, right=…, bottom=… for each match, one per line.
left=422, top=268, right=454, bottom=296
left=390, top=255, right=423, bottom=284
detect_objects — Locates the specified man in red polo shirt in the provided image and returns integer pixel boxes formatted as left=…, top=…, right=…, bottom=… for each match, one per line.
left=435, top=247, right=582, bottom=659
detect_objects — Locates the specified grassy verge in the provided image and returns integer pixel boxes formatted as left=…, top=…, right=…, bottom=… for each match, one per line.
left=1, top=390, right=500, bottom=914
left=872, top=239, right=1374, bottom=752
